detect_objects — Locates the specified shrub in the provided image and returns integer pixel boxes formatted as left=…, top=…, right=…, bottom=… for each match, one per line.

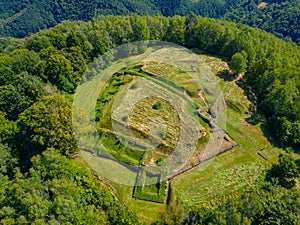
left=152, top=101, right=162, bottom=110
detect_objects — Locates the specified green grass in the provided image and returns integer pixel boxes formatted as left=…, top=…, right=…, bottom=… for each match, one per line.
left=80, top=150, right=138, bottom=185
left=134, top=169, right=167, bottom=203
left=112, top=182, right=166, bottom=224
left=171, top=79, right=282, bottom=209
left=173, top=158, right=264, bottom=208
left=76, top=47, right=284, bottom=224
left=100, top=132, right=144, bottom=166
left=95, top=61, right=209, bottom=167
left=95, top=72, right=147, bottom=165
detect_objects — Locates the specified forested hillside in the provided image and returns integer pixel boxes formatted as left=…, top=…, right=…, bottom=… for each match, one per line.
left=0, top=15, right=299, bottom=223
left=1, top=15, right=298, bottom=147
left=225, top=0, right=300, bottom=45
left=0, top=0, right=247, bottom=38
left=0, top=0, right=299, bottom=45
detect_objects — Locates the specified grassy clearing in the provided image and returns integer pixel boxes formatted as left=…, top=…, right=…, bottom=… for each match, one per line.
left=76, top=47, right=284, bottom=224
left=113, top=181, right=166, bottom=224
left=172, top=77, right=282, bottom=209
left=95, top=72, right=146, bottom=165
left=142, top=61, right=175, bottom=78
left=173, top=158, right=264, bottom=208
left=95, top=61, right=210, bottom=167
left=141, top=59, right=209, bottom=109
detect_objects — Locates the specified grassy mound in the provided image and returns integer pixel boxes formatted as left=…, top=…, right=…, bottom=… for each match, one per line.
left=95, top=62, right=210, bottom=167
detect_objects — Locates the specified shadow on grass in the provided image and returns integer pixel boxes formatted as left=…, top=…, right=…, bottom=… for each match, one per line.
left=217, top=70, right=235, bottom=81
left=260, top=122, right=283, bottom=149
left=246, top=108, right=299, bottom=152
left=232, top=75, right=286, bottom=150
left=243, top=100, right=283, bottom=149
left=236, top=78, right=257, bottom=103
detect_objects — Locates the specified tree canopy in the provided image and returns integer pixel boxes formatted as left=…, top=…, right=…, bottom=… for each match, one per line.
left=0, top=14, right=299, bottom=224
left=1, top=0, right=299, bottom=46
left=0, top=148, right=140, bottom=224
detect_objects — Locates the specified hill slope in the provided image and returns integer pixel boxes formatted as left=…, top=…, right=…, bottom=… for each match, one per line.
left=1, top=0, right=299, bottom=44
left=0, top=15, right=299, bottom=224
left=225, top=0, right=300, bottom=45
left=0, top=0, right=244, bottom=38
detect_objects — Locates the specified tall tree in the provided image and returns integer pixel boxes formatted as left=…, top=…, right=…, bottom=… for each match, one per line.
left=230, top=52, right=248, bottom=74
left=17, top=95, right=78, bottom=166
left=267, top=154, right=299, bottom=188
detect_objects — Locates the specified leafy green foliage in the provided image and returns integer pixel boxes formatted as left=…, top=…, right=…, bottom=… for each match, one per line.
left=44, top=54, right=76, bottom=93
left=225, top=0, right=300, bottom=45
left=17, top=95, right=78, bottom=165
left=0, top=112, right=16, bottom=144
left=164, top=15, right=186, bottom=44
left=0, top=0, right=248, bottom=39
left=1, top=0, right=299, bottom=48
left=0, top=38, right=23, bottom=53
left=230, top=52, right=248, bottom=74
left=0, top=14, right=299, bottom=224
left=267, top=154, right=299, bottom=188
left=0, top=143, right=17, bottom=177
left=0, top=148, right=140, bottom=224
left=153, top=101, right=163, bottom=110
left=0, top=72, right=45, bottom=121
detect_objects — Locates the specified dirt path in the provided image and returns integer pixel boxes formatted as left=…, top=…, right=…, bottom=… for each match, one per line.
left=233, top=72, right=244, bottom=82
left=258, top=2, right=268, bottom=9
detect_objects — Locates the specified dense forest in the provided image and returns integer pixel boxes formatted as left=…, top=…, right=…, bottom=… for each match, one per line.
left=1, top=0, right=299, bottom=45
left=225, top=0, right=300, bottom=45
left=0, top=0, right=242, bottom=38
left=0, top=15, right=299, bottom=223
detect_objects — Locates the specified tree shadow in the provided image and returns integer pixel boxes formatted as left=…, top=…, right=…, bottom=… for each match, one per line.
left=220, top=72, right=298, bottom=152
left=244, top=106, right=282, bottom=149
left=236, top=78, right=257, bottom=103
left=260, top=122, right=283, bottom=149
left=217, top=70, right=235, bottom=81
left=235, top=77, right=285, bottom=149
